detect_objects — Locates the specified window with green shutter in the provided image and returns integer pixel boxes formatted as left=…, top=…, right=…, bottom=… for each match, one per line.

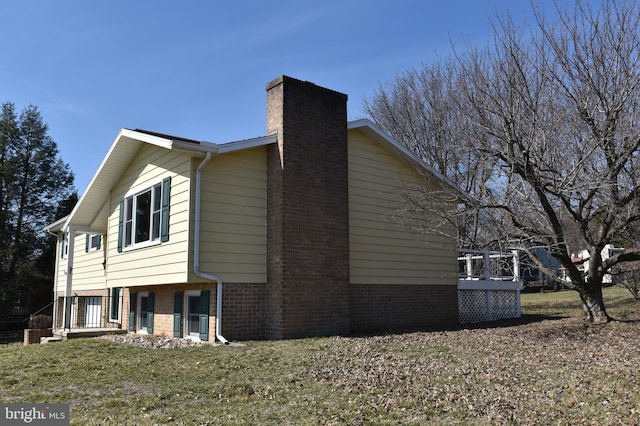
left=117, top=177, right=171, bottom=251
left=86, top=234, right=101, bottom=252
left=183, top=290, right=208, bottom=341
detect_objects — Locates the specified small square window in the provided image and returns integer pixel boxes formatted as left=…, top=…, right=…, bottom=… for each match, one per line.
left=88, top=234, right=101, bottom=252
left=62, top=233, right=69, bottom=259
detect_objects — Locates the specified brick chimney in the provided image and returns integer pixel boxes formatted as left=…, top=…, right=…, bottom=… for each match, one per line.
left=265, top=76, right=350, bottom=339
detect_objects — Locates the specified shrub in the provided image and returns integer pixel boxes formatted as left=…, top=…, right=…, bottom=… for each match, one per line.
left=28, top=314, right=52, bottom=329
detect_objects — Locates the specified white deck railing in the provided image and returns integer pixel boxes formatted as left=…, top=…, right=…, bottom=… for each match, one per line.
left=458, top=249, right=522, bottom=323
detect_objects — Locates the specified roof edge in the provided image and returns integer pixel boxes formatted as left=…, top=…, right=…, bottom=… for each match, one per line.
left=216, top=133, right=278, bottom=154
left=43, top=215, right=69, bottom=233
left=347, top=119, right=470, bottom=200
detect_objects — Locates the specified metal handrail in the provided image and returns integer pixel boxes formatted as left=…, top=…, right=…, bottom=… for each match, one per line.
left=29, top=301, right=55, bottom=319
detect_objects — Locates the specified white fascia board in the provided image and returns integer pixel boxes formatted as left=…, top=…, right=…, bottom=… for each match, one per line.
left=170, top=139, right=218, bottom=154
left=216, top=133, right=277, bottom=154
left=44, top=215, right=69, bottom=233
left=82, top=129, right=132, bottom=194
left=62, top=129, right=135, bottom=232
left=120, top=128, right=174, bottom=149
left=120, top=129, right=220, bottom=154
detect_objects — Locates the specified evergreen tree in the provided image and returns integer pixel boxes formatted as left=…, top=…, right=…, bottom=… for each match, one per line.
left=0, top=102, right=75, bottom=315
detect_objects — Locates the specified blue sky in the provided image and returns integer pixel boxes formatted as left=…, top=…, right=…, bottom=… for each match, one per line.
left=2, top=1, right=564, bottom=193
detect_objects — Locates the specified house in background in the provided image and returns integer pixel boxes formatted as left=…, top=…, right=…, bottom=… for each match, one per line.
left=573, top=244, right=625, bottom=285
left=44, top=76, right=460, bottom=342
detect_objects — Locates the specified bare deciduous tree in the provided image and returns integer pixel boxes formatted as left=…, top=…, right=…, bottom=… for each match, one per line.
left=364, top=59, right=500, bottom=248
left=364, top=0, right=640, bottom=322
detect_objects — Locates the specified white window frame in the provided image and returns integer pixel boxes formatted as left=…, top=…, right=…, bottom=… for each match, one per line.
left=88, top=234, right=101, bottom=252
left=109, top=288, right=123, bottom=323
left=184, top=290, right=202, bottom=341
left=62, top=233, right=69, bottom=259
left=123, top=182, right=163, bottom=251
left=137, top=292, right=150, bottom=334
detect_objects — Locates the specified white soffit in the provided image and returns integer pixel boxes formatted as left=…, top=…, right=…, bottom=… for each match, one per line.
left=61, top=129, right=276, bottom=234
left=63, top=129, right=175, bottom=233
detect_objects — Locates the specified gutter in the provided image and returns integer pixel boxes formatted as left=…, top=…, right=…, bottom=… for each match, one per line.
left=193, top=152, right=229, bottom=345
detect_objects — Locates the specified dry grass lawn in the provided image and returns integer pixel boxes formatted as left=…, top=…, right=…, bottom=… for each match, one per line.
left=1, top=286, right=639, bottom=425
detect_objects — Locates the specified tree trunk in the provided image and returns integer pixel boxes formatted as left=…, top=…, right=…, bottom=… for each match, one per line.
left=578, top=283, right=610, bottom=323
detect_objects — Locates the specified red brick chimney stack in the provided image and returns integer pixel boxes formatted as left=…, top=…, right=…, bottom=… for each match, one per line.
left=265, top=76, right=351, bottom=339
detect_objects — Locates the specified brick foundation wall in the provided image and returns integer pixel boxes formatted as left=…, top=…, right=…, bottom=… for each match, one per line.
left=265, top=75, right=351, bottom=339
left=122, top=283, right=266, bottom=342
left=222, top=283, right=266, bottom=341
left=57, top=282, right=459, bottom=340
left=349, top=284, right=459, bottom=332
left=127, top=284, right=216, bottom=341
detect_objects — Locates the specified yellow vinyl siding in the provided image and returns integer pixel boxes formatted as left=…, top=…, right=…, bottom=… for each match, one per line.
left=72, top=234, right=107, bottom=291
left=348, top=130, right=457, bottom=286
left=54, top=233, right=106, bottom=292
left=106, top=144, right=191, bottom=287
left=193, top=146, right=267, bottom=283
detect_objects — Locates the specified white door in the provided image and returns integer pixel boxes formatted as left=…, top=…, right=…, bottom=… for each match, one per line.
left=69, top=297, right=78, bottom=328
left=84, top=297, right=102, bottom=327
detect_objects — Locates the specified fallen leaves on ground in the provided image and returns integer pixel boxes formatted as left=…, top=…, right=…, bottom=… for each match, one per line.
left=304, top=318, right=640, bottom=425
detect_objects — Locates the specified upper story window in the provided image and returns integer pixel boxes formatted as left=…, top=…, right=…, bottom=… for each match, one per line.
left=125, top=183, right=161, bottom=247
left=118, top=177, right=171, bottom=252
left=61, top=233, right=69, bottom=259
left=86, top=234, right=101, bottom=252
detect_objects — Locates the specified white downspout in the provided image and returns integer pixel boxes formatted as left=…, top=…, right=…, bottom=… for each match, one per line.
left=194, top=152, right=229, bottom=345
left=45, top=229, right=61, bottom=331
left=62, top=227, right=75, bottom=330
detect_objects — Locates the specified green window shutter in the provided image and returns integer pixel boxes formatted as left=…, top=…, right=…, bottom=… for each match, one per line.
left=85, top=235, right=89, bottom=252
left=161, top=177, right=171, bottom=242
left=147, top=292, right=155, bottom=334
left=173, top=292, right=182, bottom=337
left=97, top=235, right=101, bottom=250
left=199, top=290, right=210, bottom=341
left=129, top=292, right=136, bottom=331
left=118, top=199, right=124, bottom=252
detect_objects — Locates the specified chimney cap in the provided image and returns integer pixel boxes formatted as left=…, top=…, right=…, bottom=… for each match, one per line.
left=266, top=75, right=347, bottom=100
